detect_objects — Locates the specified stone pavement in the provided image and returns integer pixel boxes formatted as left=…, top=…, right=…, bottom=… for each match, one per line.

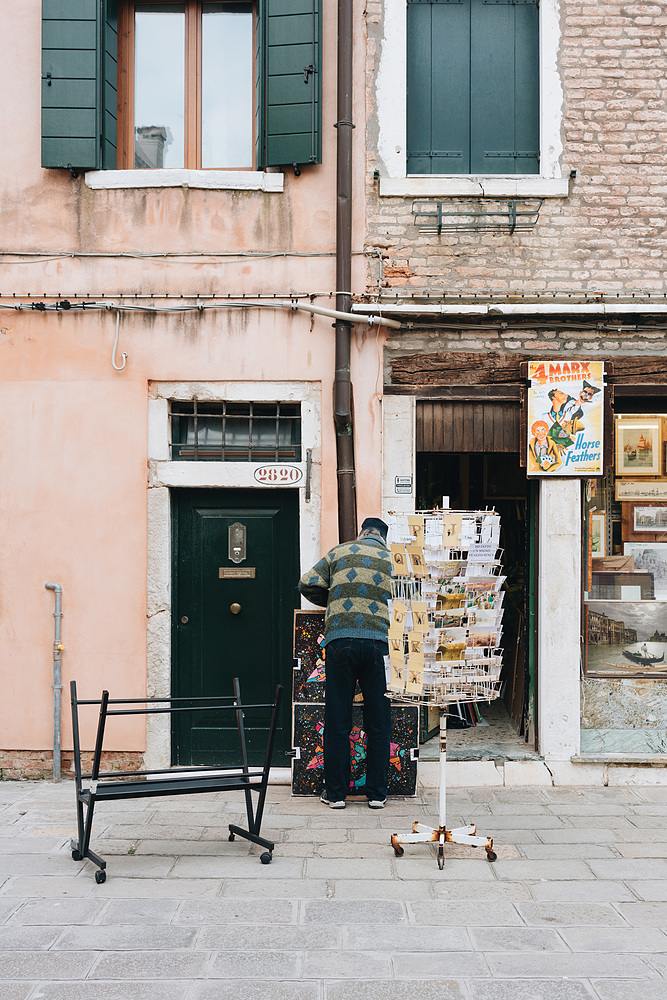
left=1, top=780, right=667, bottom=999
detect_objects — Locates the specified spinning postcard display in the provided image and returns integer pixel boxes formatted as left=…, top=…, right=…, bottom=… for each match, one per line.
left=386, top=510, right=502, bottom=868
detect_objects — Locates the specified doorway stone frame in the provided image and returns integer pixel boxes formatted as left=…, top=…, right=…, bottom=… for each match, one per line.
left=145, top=380, right=322, bottom=769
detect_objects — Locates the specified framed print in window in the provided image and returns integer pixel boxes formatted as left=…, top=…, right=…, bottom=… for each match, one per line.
left=615, top=418, right=661, bottom=477
left=585, top=600, right=667, bottom=678
left=591, top=513, right=606, bottom=556
left=624, top=542, right=667, bottom=599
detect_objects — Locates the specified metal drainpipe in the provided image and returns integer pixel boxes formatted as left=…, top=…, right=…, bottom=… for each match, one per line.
left=45, top=583, right=63, bottom=781
left=334, top=0, right=357, bottom=542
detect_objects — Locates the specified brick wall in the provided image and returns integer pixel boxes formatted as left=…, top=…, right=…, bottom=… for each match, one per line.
left=364, top=0, right=667, bottom=295
left=0, top=750, right=144, bottom=781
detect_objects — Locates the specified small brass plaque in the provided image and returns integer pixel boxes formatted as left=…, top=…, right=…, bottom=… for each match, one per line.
left=219, top=567, right=256, bottom=579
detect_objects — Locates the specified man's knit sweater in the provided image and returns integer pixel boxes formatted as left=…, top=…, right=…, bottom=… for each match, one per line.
left=298, top=534, right=392, bottom=647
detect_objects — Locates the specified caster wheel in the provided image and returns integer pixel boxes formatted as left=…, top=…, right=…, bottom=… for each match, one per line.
left=71, top=850, right=83, bottom=862
left=487, top=850, right=497, bottom=863
left=94, top=870, right=106, bottom=884
left=228, top=833, right=235, bottom=842
left=260, top=852, right=272, bottom=865
left=393, top=846, right=404, bottom=858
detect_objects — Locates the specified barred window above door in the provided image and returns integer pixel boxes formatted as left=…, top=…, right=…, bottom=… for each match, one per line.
left=170, top=400, right=302, bottom=461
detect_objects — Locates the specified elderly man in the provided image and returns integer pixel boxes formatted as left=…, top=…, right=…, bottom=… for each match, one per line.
left=298, top=517, right=393, bottom=809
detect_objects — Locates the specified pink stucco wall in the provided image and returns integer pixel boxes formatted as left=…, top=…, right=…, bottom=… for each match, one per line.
left=0, top=0, right=378, bottom=754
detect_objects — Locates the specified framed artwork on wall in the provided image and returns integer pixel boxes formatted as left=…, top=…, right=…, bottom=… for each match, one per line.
left=591, top=513, right=606, bottom=556
left=624, top=542, right=667, bottom=599
left=585, top=600, right=667, bottom=678
left=615, top=418, right=662, bottom=477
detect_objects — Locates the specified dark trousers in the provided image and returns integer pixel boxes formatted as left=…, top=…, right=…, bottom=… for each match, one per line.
left=323, top=637, right=391, bottom=802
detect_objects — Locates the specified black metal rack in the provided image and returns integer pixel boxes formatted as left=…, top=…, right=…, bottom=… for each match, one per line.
left=69, top=678, right=282, bottom=883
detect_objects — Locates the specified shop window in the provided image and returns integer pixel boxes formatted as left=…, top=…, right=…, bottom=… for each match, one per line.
left=582, top=409, right=667, bottom=756
left=170, top=400, right=302, bottom=461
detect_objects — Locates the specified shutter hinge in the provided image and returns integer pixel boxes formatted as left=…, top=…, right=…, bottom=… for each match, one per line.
left=303, top=64, right=315, bottom=83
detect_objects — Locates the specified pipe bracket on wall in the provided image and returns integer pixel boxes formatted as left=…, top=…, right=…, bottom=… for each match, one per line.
left=305, top=448, right=312, bottom=502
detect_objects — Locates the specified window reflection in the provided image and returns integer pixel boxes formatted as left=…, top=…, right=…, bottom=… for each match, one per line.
left=202, top=3, right=253, bottom=168
left=134, top=4, right=185, bottom=168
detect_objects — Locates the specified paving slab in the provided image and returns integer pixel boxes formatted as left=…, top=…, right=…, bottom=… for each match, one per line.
left=615, top=900, right=667, bottom=926
left=468, top=983, right=596, bottom=1000
left=191, top=984, right=318, bottom=1000
left=393, top=950, right=489, bottom=977
left=559, top=925, right=667, bottom=953
left=593, top=983, right=667, bottom=1000
left=29, top=984, right=191, bottom=1000
left=54, top=925, right=198, bottom=951
left=325, top=982, right=466, bottom=1000
left=0, top=985, right=33, bottom=1000
left=208, top=950, right=302, bottom=979
left=0, top=926, right=60, bottom=949
left=0, top=952, right=96, bottom=979
left=302, top=950, right=392, bottom=979
left=516, top=902, right=626, bottom=926
left=220, top=878, right=328, bottom=898
left=302, top=900, right=407, bottom=924
left=469, top=926, right=568, bottom=952
left=96, top=899, right=180, bottom=924
left=485, top=952, right=657, bottom=978
left=89, top=951, right=207, bottom=979
left=330, top=879, right=433, bottom=900
left=197, top=925, right=342, bottom=950
left=408, top=900, right=522, bottom=925
left=527, top=881, right=637, bottom=902
left=177, top=899, right=297, bottom=923
left=6, top=898, right=106, bottom=925
left=342, top=924, right=472, bottom=952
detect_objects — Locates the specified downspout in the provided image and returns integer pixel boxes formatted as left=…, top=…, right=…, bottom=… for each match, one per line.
left=45, top=583, right=63, bottom=781
left=334, top=0, right=357, bottom=542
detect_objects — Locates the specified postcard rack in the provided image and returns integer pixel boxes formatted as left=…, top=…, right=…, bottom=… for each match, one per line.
left=386, top=509, right=503, bottom=869
left=69, top=678, right=282, bottom=883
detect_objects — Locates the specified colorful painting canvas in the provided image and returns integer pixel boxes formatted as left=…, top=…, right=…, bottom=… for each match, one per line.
left=293, top=610, right=327, bottom=703
left=291, top=702, right=419, bottom=796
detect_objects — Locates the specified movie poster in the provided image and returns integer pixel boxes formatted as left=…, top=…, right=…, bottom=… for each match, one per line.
left=527, top=360, right=605, bottom=476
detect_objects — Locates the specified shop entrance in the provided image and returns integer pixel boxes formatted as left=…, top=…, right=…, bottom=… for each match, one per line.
left=415, top=399, right=538, bottom=759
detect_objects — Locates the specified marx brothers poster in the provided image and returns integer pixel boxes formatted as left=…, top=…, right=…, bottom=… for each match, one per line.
left=527, top=360, right=605, bottom=476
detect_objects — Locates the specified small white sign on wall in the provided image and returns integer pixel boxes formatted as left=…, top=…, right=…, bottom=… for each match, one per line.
left=395, top=476, right=413, bottom=495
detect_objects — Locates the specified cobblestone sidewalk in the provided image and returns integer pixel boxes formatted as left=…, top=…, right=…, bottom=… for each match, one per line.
left=1, top=779, right=667, bottom=999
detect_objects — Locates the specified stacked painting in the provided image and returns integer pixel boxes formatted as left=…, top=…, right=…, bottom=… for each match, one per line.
left=291, top=610, right=418, bottom=796
left=386, top=511, right=505, bottom=707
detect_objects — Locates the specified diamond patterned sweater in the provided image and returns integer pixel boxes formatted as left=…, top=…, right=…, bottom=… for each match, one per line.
left=298, top=536, right=392, bottom=647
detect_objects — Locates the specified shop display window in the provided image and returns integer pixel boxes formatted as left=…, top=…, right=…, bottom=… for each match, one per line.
left=583, top=414, right=667, bottom=681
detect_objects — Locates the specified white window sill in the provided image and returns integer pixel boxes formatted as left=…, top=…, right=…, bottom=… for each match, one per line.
left=85, top=169, right=284, bottom=192
left=378, top=175, right=569, bottom=198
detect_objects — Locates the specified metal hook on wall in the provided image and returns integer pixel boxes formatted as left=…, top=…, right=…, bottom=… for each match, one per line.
left=111, top=308, right=127, bottom=371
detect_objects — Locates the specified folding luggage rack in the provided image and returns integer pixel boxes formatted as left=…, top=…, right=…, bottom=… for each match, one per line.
left=69, top=678, right=282, bottom=883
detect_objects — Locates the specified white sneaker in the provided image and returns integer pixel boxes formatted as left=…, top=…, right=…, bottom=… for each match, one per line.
left=320, top=792, right=346, bottom=809
left=368, top=799, right=387, bottom=809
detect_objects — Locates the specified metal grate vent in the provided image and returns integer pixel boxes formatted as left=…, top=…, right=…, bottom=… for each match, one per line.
left=170, top=400, right=302, bottom=462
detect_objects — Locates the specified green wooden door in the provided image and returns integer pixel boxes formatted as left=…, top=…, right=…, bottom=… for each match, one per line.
left=172, top=488, right=299, bottom=766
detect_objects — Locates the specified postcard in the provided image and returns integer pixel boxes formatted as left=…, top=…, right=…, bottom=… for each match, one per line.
left=390, top=600, right=408, bottom=629
left=408, top=515, right=425, bottom=547
left=411, top=601, right=429, bottom=632
left=390, top=544, right=408, bottom=576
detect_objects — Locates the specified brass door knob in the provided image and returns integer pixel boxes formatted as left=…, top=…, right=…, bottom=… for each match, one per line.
left=230, top=603, right=242, bottom=615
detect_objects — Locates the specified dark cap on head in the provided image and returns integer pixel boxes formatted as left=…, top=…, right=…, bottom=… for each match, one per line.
left=360, top=517, right=389, bottom=541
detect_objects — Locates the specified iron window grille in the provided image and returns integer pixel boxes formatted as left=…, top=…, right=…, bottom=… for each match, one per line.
left=170, top=400, right=302, bottom=462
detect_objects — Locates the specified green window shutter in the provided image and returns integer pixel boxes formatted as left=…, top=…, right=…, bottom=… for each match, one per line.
left=407, top=0, right=539, bottom=176
left=42, top=0, right=101, bottom=169
left=470, top=0, right=539, bottom=174
left=407, top=0, right=470, bottom=175
left=102, top=0, right=118, bottom=170
left=259, top=0, right=322, bottom=169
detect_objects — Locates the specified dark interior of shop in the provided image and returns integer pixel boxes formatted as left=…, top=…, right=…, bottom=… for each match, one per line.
left=416, top=452, right=539, bottom=762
